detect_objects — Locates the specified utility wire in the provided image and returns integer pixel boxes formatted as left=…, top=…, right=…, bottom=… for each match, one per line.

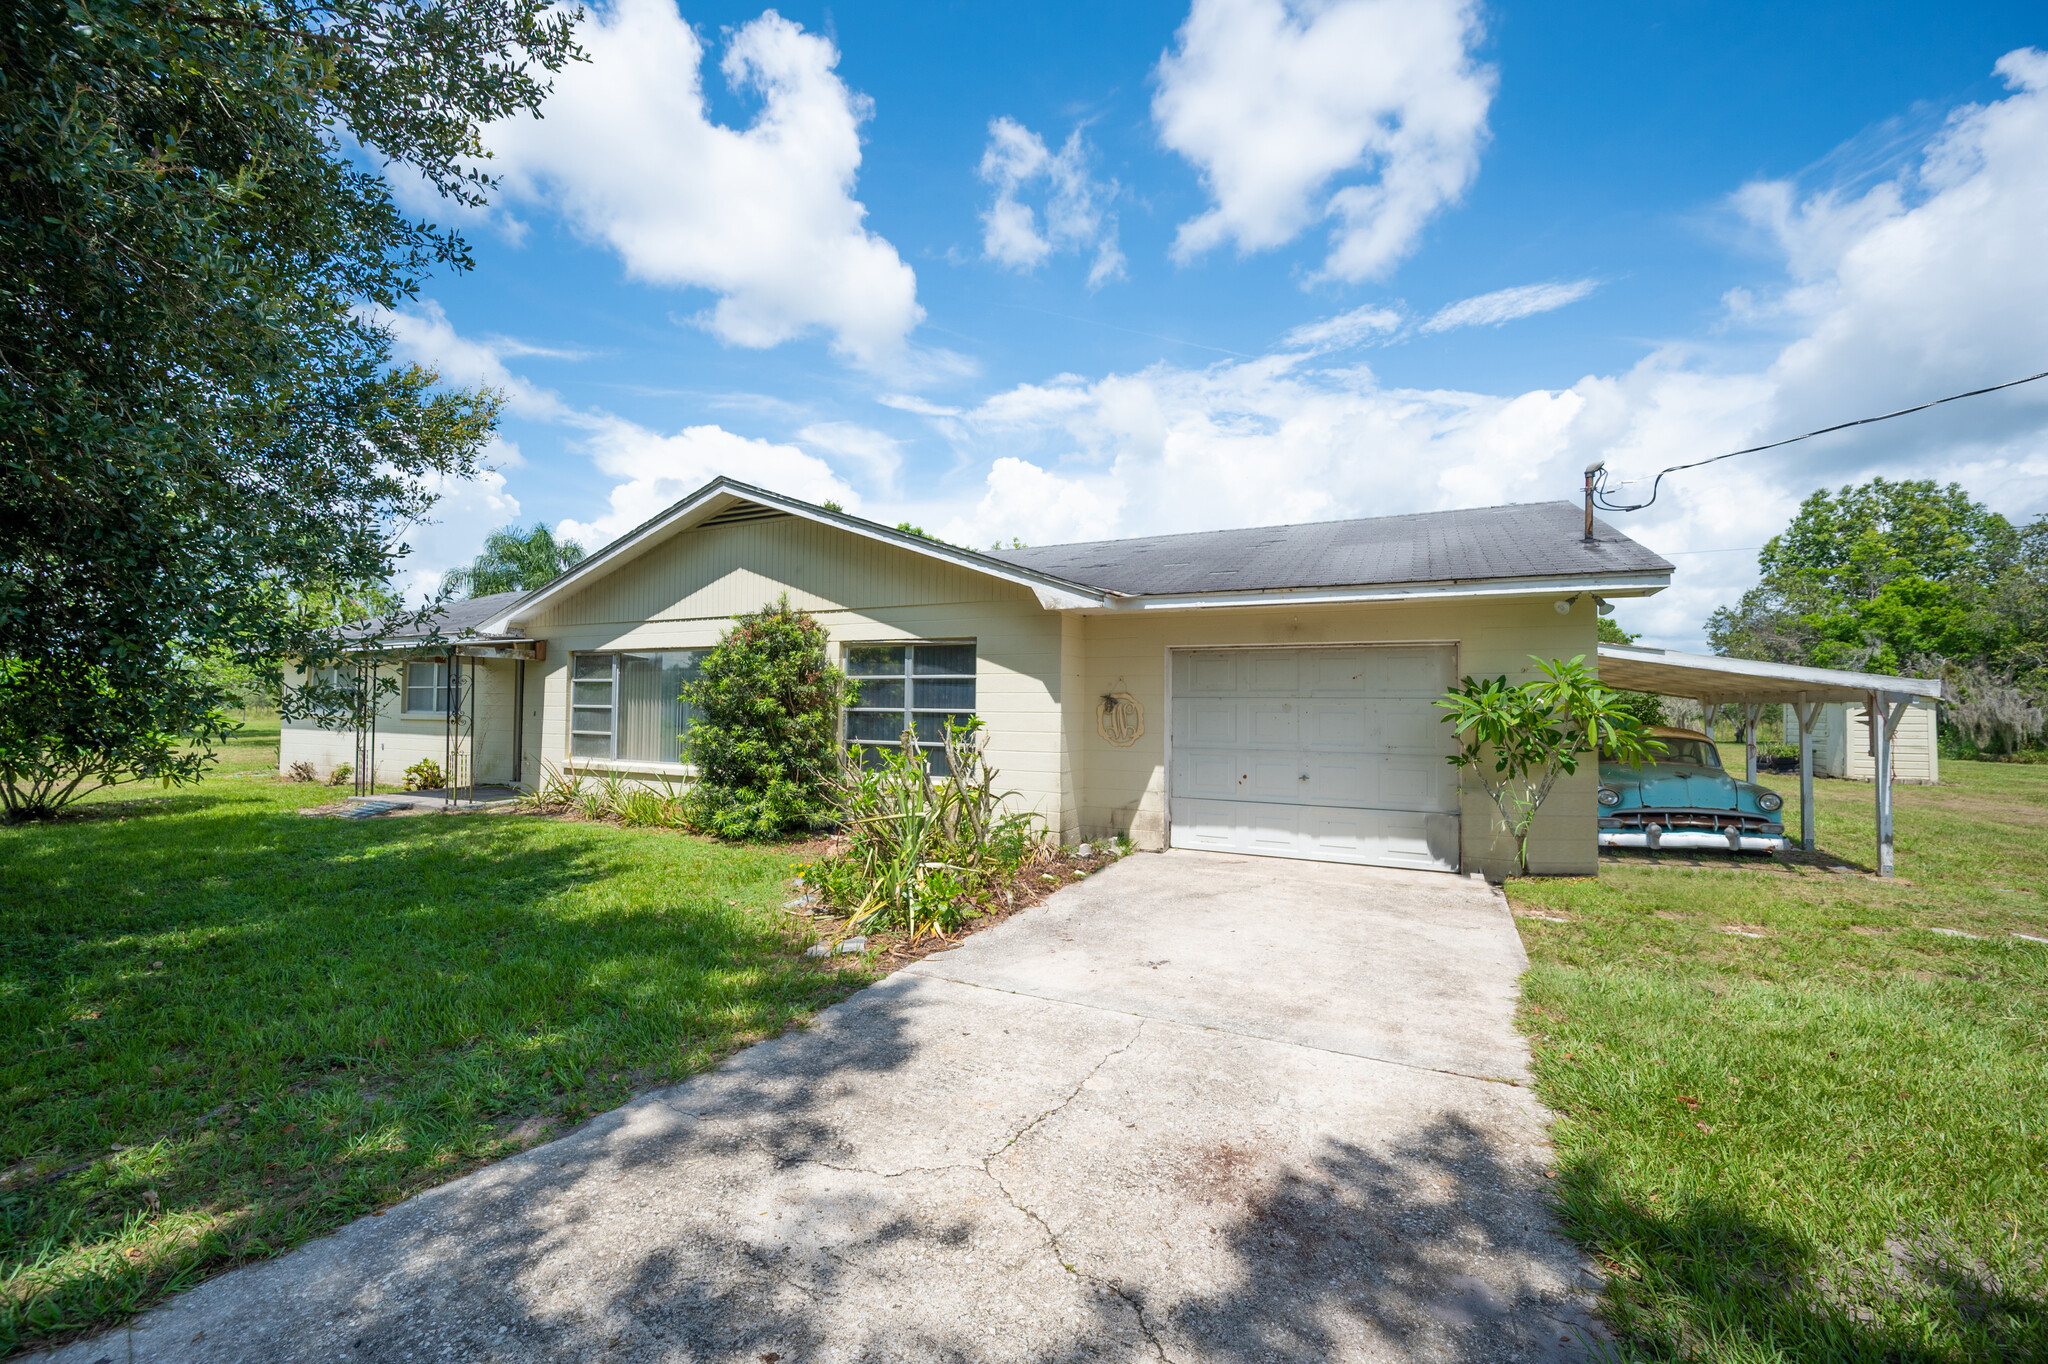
left=1590, top=368, right=2048, bottom=512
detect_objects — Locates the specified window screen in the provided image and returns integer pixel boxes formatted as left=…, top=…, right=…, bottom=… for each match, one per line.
left=569, top=651, right=705, bottom=763
left=844, top=642, right=976, bottom=771
left=403, top=661, right=448, bottom=714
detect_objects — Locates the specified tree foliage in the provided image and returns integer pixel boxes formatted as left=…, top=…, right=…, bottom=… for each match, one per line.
left=443, top=523, right=587, bottom=597
left=682, top=596, right=853, bottom=840
left=1705, top=478, right=2048, bottom=753
left=1436, top=656, right=1663, bottom=876
left=0, top=0, right=580, bottom=815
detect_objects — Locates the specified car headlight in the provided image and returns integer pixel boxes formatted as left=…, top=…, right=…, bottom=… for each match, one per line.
left=1756, top=790, right=1783, bottom=812
left=1597, top=787, right=1621, bottom=806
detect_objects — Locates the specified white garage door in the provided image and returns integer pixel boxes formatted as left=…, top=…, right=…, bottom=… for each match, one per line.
left=1169, top=645, right=1461, bottom=871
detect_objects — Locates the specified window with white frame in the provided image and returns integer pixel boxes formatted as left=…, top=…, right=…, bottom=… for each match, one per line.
left=403, top=660, right=449, bottom=714
left=844, top=642, right=976, bottom=771
left=570, top=651, right=706, bottom=763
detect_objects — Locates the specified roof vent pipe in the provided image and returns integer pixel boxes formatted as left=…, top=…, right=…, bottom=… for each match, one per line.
left=1583, top=461, right=1604, bottom=541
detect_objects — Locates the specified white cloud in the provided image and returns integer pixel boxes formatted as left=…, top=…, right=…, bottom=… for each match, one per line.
left=977, top=117, right=1125, bottom=286
left=944, top=457, right=1124, bottom=548
left=909, top=51, right=2048, bottom=650
left=482, top=1, right=922, bottom=367
left=379, top=300, right=873, bottom=563
left=556, top=418, right=860, bottom=548
left=1282, top=303, right=1404, bottom=351
left=877, top=393, right=963, bottom=418
left=796, top=421, right=903, bottom=489
left=389, top=466, right=524, bottom=604
left=1421, top=279, right=1598, bottom=333
left=378, top=302, right=571, bottom=422
left=1152, top=0, right=1494, bottom=281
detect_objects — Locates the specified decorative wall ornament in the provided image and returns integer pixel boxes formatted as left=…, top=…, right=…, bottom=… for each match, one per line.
left=1096, top=692, right=1144, bottom=747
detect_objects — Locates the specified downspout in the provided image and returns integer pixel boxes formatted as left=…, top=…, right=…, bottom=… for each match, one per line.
left=513, top=658, right=525, bottom=787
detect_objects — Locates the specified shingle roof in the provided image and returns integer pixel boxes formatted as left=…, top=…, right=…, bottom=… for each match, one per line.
left=988, top=501, right=1671, bottom=596
left=374, top=590, right=530, bottom=642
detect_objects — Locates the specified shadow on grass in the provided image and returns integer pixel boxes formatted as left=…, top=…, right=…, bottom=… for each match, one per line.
left=1552, top=1164, right=2046, bottom=1361
left=1, top=803, right=862, bottom=1353
left=1596, top=847, right=1877, bottom=876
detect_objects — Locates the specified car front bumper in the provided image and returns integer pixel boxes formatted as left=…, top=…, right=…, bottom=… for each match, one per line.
left=1598, top=828, right=1789, bottom=853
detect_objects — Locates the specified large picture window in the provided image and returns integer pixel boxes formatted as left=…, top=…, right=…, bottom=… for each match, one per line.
left=403, top=660, right=448, bottom=715
left=844, top=642, right=976, bottom=770
left=570, top=651, right=705, bottom=763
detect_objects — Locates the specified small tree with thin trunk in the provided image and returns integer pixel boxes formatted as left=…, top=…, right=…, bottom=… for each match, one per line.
left=1436, top=655, right=1663, bottom=876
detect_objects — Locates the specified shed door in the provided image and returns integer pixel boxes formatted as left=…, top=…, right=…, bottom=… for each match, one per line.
left=1169, top=646, right=1461, bottom=871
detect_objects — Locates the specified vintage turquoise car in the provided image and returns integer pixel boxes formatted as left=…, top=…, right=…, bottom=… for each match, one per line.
left=1597, top=726, right=1789, bottom=853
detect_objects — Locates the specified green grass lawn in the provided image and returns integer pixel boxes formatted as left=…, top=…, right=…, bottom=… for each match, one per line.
left=1509, top=760, right=2048, bottom=1360
left=0, top=721, right=870, bottom=1354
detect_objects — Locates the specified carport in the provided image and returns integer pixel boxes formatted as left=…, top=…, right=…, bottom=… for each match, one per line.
left=1595, top=644, right=1944, bottom=877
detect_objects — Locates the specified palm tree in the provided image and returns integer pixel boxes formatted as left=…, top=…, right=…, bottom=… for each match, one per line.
left=442, top=524, right=587, bottom=598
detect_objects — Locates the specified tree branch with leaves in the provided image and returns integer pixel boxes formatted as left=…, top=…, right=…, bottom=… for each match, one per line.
left=1435, top=655, right=1663, bottom=877
left=0, top=0, right=582, bottom=816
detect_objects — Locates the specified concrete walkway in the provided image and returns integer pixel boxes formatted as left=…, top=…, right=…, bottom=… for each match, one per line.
left=49, top=852, right=1604, bottom=1364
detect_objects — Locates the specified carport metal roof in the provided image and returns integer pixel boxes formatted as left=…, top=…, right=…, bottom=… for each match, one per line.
left=1594, top=643, right=1943, bottom=878
left=1595, top=644, right=1942, bottom=706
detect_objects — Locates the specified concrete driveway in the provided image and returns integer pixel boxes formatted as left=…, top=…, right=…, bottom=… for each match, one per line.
left=48, top=851, right=1604, bottom=1364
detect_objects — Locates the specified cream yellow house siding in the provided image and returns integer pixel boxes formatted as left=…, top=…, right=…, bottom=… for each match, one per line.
left=278, top=656, right=520, bottom=787
left=1067, top=596, right=1602, bottom=877
left=520, top=515, right=1071, bottom=835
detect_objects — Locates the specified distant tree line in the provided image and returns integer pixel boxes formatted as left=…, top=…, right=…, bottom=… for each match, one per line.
left=1707, top=479, right=2048, bottom=755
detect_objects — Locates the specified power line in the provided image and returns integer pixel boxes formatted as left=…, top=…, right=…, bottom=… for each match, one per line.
left=1589, top=368, right=2048, bottom=513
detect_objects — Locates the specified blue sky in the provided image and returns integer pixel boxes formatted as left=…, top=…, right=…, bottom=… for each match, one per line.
left=382, top=0, right=2048, bottom=647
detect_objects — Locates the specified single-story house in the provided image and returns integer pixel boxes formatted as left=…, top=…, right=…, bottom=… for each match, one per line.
left=281, top=477, right=1674, bottom=878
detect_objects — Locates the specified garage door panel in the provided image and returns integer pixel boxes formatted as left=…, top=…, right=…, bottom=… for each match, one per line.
left=1304, top=701, right=1368, bottom=747
left=1166, top=799, right=1460, bottom=872
left=1367, top=647, right=1458, bottom=696
left=1179, top=699, right=1239, bottom=744
left=1378, top=756, right=1457, bottom=811
left=1245, top=806, right=1299, bottom=852
left=1308, top=653, right=1370, bottom=696
left=1366, top=699, right=1449, bottom=751
left=1178, top=751, right=1243, bottom=800
left=1172, top=800, right=1240, bottom=851
left=1307, top=756, right=1371, bottom=805
left=1247, top=701, right=1299, bottom=746
left=1247, top=651, right=1303, bottom=694
left=1246, top=756, right=1303, bottom=802
left=1305, top=810, right=1366, bottom=853
left=1169, top=643, right=1461, bottom=873
left=1183, top=652, right=1240, bottom=695
left=1377, top=813, right=1443, bottom=868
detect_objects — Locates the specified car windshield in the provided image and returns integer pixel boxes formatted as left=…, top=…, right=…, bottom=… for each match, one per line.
left=1604, top=737, right=1723, bottom=768
left=1660, top=739, right=1722, bottom=769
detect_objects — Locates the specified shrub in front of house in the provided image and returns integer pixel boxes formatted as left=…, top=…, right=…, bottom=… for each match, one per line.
left=682, top=595, right=852, bottom=839
left=403, top=758, right=444, bottom=791
left=806, top=721, right=1044, bottom=941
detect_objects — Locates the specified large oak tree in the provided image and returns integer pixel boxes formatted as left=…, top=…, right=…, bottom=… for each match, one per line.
left=0, top=0, right=579, bottom=814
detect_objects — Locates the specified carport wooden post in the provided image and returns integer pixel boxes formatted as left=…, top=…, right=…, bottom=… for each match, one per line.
left=1793, top=697, right=1822, bottom=852
left=1871, top=690, right=1911, bottom=878
left=1743, top=703, right=1761, bottom=782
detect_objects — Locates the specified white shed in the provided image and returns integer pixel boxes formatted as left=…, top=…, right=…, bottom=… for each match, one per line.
left=1786, top=699, right=1940, bottom=785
